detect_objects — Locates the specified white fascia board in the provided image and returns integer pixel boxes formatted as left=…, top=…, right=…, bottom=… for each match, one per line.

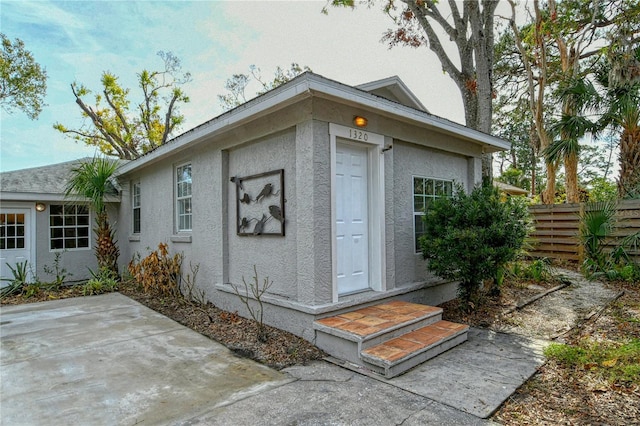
left=308, top=77, right=510, bottom=152
left=116, top=80, right=314, bottom=177
left=356, top=76, right=428, bottom=112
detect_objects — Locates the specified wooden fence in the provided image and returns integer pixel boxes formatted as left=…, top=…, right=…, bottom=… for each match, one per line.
left=528, top=199, right=640, bottom=263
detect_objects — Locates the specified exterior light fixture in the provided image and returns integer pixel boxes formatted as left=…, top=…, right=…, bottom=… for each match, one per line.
left=353, top=116, right=368, bottom=127
left=35, top=202, right=46, bottom=212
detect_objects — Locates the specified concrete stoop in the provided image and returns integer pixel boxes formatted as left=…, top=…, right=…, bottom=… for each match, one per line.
left=314, top=301, right=468, bottom=378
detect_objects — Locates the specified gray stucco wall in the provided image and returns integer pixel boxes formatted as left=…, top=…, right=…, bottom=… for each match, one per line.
left=35, top=203, right=114, bottom=283
left=226, top=128, right=298, bottom=300
left=392, top=141, right=471, bottom=287
left=118, top=152, right=194, bottom=285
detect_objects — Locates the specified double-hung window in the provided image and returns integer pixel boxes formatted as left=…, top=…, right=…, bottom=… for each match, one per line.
left=49, top=205, right=90, bottom=250
left=413, top=177, right=453, bottom=252
left=132, top=182, right=141, bottom=234
left=176, top=163, right=192, bottom=232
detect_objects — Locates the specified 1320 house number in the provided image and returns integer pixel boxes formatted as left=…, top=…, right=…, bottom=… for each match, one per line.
left=349, top=129, right=369, bottom=141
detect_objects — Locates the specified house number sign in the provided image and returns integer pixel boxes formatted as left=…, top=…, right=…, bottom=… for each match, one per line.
left=329, top=123, right=384, bottom=146
left=349, top=129, right=369, bottom=142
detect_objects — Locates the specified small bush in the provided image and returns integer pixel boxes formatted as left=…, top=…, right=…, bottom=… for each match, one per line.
left=83, top=278, right=118, bottom=296
left=525, top=258, right=552, bottom=282
left=231, top=265, right=273, bottom=342
left=419, top=184, right=530, bottom=309
left=82, top=267, right=119, bottom=296
left=128, top=243, right=183, bottom=297
left=42, top=252, right=72, bottom=290
left=1, top=261, right=30, bottom=298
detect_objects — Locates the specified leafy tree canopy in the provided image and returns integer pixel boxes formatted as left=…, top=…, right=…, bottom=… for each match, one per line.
left=55, top=51, right=191, bottom=160
left=0, top=33, right=47, bottom=120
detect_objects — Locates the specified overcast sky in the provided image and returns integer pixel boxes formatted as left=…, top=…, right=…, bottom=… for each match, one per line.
left=1, top=0, right=479, bottom=172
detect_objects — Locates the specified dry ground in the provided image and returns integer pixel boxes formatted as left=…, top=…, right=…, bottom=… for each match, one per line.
left=439, top=272, right=640, bottom=426
left=2, top=269, right=638, bottom=425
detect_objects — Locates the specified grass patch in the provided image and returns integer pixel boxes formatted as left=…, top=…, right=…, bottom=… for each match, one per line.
left=545, top=339, right=640, bottom=386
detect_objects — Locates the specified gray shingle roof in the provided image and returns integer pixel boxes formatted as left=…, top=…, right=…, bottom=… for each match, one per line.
left=0, top=158, right=93, bottom=195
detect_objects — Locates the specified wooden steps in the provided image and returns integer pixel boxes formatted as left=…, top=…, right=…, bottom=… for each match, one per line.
left=314, top=301, right=468, bottom=378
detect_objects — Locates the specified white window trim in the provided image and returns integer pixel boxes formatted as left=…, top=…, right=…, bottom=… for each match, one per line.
left=412, top=176, right=454, bottom=254
left=48, top=204, right=92, bottom=252
left=0, top=202, right=37, bottom=282
left=175, top=162, right=192, bottom=233
left=132, top=182, right=141, bottom=234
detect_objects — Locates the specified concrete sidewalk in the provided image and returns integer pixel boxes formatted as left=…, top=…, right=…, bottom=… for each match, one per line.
left=1, top=293, right=546, bottom=425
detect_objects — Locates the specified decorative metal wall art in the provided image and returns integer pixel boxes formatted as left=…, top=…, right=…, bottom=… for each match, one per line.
left=233, top=169, right=285, bottom=236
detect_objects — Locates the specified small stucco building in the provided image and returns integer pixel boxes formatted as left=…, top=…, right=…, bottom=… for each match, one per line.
left=111, top=72, right=509, bottom=341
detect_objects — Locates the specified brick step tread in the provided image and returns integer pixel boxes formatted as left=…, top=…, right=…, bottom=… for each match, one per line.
left=314, top=301, right=442, bottom=341
left=361, top=320, right=469, bottom=367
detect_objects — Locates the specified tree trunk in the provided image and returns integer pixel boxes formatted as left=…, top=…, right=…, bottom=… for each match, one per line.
left=618, top=127, right=640, bottom=198
left=405, top=0, right=497, bottom=182
left=564, top=152, right=580, bottom=203
left=95, top=211, right=120, bottom=277
left=542, top=162, right=557, bottom=204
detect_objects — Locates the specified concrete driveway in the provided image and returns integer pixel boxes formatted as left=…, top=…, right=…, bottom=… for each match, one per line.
left=0, top=293, right=291, bottom=425
left=1, top=293, right=547, bottom=425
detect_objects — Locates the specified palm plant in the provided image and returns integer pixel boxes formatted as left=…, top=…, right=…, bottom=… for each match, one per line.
left=545, top=77, right=600, bottom=203
left=65, top=156, right=120, bottom=277
left=579, top=200, right=617, bottom=271
left=591, top=48, right=640, bottom=199
left=600, top=84, right=640, bottom=199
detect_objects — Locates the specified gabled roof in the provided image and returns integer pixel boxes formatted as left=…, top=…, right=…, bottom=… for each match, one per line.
left=0, top=158, right=123, bottom=202
left=356, top=76, right=428, bottom=112
left=118, top=72, right=509, bottom=176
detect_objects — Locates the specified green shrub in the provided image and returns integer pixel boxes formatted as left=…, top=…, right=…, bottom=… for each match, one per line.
left=83, top=267, right=119, bottom=296
left=419, top=184, right=530, bottom=309
left=1, top=261, right=30, bottom=298
left=525, top=258, right=552, bottom=282
left=83, top=278, right=118, bottom=296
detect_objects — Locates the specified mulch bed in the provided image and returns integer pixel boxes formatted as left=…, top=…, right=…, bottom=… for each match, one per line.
left=118, top=283, right=326, bottom=369
left=0, top=282, right=325, bottom=370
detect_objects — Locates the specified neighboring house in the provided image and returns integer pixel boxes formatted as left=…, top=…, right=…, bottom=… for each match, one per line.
left=115, top=72, right=509, bottom=342
left=0, top=159, right=120, bottom=283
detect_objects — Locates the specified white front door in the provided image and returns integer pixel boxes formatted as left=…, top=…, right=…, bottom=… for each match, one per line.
left=0, top=208, right=32, bottom=284
left=336, top=142, right=369, bottom=294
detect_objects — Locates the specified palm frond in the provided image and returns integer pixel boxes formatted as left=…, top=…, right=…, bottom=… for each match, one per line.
left=65, top=156, right=119, bottom=214
left=543, top=137, right=580, bottom=164
left=579, top=200, right=618, bottom=263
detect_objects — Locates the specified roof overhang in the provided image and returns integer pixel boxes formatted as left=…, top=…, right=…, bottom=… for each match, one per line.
left=117, top=73, right=510, bottom=177
left=0, top=192, right=120, bottom=203
left=356, top=76, right=428, bottom=112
